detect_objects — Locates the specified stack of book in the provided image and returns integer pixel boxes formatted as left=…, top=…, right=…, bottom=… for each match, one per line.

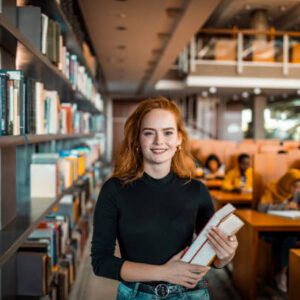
left=181, top=204, right=244, bottom=266
left=19, top=162, right=97, bottom=298
left=0, top=70, right=104, bottom=136
left=16, top=5, right=102, bottom=104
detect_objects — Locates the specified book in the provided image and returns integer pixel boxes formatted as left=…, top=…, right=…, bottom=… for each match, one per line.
left=17, top=6, right=42, bottom=51
left=17, top=252, right=49, bottom=296
left=267, top=210, right=300, bottom=219
left=181, top=204, right=244, bottom=266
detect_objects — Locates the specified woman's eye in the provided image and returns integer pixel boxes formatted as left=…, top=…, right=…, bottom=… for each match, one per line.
left=144, top=131, right=153, bottom=136
left=165, top=131, right=173, bottom=136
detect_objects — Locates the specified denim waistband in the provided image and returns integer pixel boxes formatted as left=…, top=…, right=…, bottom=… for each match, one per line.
left=122, top=279, right=208, bottom=298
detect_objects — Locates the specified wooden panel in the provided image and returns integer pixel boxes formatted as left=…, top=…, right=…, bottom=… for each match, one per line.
left=291, top=43, right=300, bottom=63
left=252, top=41, right=275, bottom=62
left=232, top=222, right=258, bottom=300
left=289, top=249, right=300, bottom=300
left=0, top=147, right=16, bottom=230
left=235, top=210, right=300, bottom=229
left=214, top=39, right=236, bottom=61
left=283, top=140, right=300, bottom=150
left=287, top=149, right=300, bottom=169
left=253, top=152, right=288, bottom=209
left=259, top=145, right=284, bottom=153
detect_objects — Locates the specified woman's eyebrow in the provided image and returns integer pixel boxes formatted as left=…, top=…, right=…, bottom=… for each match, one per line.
left=142, top=127, right=175, bottom=131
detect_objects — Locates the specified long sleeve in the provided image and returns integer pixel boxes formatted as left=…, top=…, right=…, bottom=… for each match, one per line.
left=222, top=169, right=238, bottom=191
left=195, top=184, right=215, bottom=235
left=258, top=188, right=287, bottom=212
left=91, top=179, right=126, bottom=281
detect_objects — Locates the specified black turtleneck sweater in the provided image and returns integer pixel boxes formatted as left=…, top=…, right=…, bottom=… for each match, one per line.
left=91, top=171, right=214, bottom=285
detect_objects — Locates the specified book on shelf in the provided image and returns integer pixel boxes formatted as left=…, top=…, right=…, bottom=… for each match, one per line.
left=0, top=69, right=25, bottom=135
left=181, top=204, right=244, bottom=266
left=17, top=6, right=42, bottom=51
left=267, top=210, right=300, bottom=219
left=17, top=251, right=50, bottom=296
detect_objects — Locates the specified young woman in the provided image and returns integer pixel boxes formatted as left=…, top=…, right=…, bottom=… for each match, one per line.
left=91, top=98, right=238, bottom=300
left=258, top=168, right=300, bottom=293
left=203, top=154, right=225, bottom=179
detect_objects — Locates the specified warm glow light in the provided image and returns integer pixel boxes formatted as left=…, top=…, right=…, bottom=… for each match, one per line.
left=186, top=76, right=300, bottom=89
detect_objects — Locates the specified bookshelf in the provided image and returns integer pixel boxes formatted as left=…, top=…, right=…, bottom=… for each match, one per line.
left=0, top=160, right=101, bottom=268
left=0, top=0, right=105, bottom=298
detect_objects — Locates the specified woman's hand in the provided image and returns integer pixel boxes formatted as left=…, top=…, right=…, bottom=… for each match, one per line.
left=206, top=227, right=238, bottom=268
left=285, top=202, right=298, bottom=210
left=161, top=248, right=210, bottom=288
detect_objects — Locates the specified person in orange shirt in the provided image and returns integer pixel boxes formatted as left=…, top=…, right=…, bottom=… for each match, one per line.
left=221, top=153, right=253, bottom=193
left=258, top=168, right=300, bottom=293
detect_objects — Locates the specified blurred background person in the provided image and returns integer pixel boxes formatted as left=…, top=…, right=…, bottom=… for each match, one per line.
left=222, top=153, right=253, bottom=193
left=203, top=154, right=225, bottom=180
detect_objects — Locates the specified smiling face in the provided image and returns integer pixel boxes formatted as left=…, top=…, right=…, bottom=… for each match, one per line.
left=139, top=109, right=182, bottom=171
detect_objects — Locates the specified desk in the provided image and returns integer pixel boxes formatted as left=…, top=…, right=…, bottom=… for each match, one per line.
left=289, top=249, right=300, bottom=300
left=232, top=210, right=300, bottom=300
left=209, top=190, right=252, bottom=210
left=203, top=179, right=223, bottom=189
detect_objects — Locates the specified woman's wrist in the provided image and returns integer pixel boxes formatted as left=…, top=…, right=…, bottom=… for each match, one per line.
left=213, top=252, right=235, bottom=268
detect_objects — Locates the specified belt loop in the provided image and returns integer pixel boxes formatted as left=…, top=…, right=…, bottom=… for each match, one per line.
left=130, top=282, right=140, bottom=297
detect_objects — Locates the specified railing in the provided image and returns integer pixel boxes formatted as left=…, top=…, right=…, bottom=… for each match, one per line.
left=178, top=28, right=300, bottom=76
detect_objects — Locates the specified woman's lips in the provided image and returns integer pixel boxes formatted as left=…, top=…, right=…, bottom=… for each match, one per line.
left=151, top=149, right=167, bottom=154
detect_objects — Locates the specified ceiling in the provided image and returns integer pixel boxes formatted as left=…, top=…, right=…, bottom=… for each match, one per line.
left=79, top=0, right=300, bottom=98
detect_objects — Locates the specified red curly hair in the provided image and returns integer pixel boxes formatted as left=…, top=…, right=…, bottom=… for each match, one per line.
left=112, top=97, right=195, bottom=184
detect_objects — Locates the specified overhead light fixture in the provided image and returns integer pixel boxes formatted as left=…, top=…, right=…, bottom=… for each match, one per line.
left=232, top=94, right=239, bottom=101
left=201, top=91, right=208, bottom=97
left=155, top=80, right=185, bottom=90
left=209, top=86, right=217, bottom=94
left=269, top=95, right=275, bottom=102
left=245, top=4, right=251, bottom=10
left=186, top=76, right=300, bottom=89
left=116, top=26, right=127, bottom=31
left=119, top=13, right=127, bottom=18
left=242, top=91, right=249, bottom=98
left=253, top=88, right=261, bottom=95
left=279, top=5, right=286, bottom=12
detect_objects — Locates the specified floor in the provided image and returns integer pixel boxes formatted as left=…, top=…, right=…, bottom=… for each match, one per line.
left=69, top=234, right=288, bottom=300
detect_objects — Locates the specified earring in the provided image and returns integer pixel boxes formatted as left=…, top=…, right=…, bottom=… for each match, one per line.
left=177, top=145, right=182, bottom=151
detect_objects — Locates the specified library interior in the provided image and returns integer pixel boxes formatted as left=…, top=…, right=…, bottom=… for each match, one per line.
left=0, top=0, right=300, bottom=299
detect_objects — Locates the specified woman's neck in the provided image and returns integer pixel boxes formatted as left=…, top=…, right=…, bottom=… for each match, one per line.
left=144, top=163, right=171, bottom=179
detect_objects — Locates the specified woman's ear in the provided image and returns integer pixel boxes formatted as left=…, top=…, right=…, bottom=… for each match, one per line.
left=177, top=132, right=183, bottom=146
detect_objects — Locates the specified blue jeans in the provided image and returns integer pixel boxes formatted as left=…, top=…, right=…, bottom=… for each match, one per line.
left=116, top=281, right=210, bottom=300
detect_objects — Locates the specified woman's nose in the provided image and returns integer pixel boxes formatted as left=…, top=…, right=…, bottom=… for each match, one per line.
left=154, top=132, right=163, bottom=144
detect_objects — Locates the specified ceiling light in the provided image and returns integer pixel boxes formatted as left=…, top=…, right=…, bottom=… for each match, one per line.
left=242, top=91, right=249, bottom=98
left=119, top=13, right=127, bottom=18
left=209, top=86, right=217, bottom=94
left=116, top=26, right=127, bottom=31
left=245, top=4, right=251, bottom=11
left=232, top=94, right=239, bottom=101
left=269, top=95, right=275, bottom=102
left=118, top=45, right=126, bottom=50
left=279, top=5, right=286, bottom=12
left=201, top=91, right=208, bottom=97
left=253, top=88, right=261, bottom=95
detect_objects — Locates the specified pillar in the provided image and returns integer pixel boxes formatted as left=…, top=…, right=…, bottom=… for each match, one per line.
left=253, top=95, right=267, bottom=140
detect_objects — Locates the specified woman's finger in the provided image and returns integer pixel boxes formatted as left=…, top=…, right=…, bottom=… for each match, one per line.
left=207, top=230, right=232, bottom=253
